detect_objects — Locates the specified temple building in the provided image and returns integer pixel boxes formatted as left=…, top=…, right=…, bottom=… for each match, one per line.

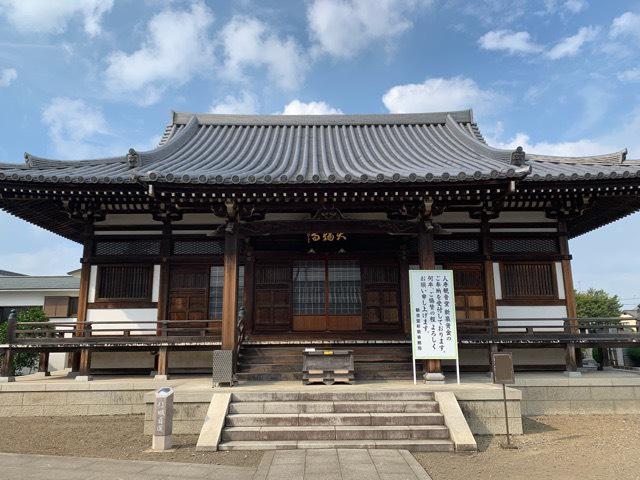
left=1, top=109, right=639, bottom=381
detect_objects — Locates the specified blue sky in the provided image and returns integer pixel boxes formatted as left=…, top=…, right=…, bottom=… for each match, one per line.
left=1, top=0, right=640, bottom=307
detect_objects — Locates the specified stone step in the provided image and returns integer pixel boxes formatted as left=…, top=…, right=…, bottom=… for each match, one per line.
left=222, top=425, right=450, bottom=441
left=225, top=412, right=444, bottom=427
left=230, top=391, right=435, bottom=402
left=236, top=370, right=418, bottom=381
left=240, top=353, right=413, bottom=363
left=229, top=401, right=440, bottom=414
left=218, top=439, right=455, bottom=452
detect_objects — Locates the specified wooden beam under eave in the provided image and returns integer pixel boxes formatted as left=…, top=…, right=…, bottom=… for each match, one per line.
left=221, top=226, right=239, bottom=351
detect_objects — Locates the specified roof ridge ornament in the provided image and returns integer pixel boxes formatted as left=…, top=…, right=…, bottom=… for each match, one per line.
left=127, top=148, right=140, bottom=169
left=510, top=146, right=526, bottom=166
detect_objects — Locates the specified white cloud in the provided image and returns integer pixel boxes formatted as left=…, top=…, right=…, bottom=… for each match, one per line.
left=610, top=11, right=640, bottom=41
left=0, top=0, right=113, bottom=37
left=308, top=0, right=430, bottom=58
left=487, top=132, right=616, bottom=157
left=618, top=68, right=640, bottom=83
left=41, top=97, right=110, bottom=159
left=209, top=91, right=258, bottom=114
left=478, top=30, right=543, bottom=55
left=545, top=26, right=598, bottom=60
left=219, top=16, right=308, bottom=90
left=563, top=0, right=587, bottom=14
left=0, top=67, right=17, bottom=87
left=104, top=2, right=214, bottom=105
left=382, top=76, right=504, bottom=115
left=281, top=100, right=343, bottom=115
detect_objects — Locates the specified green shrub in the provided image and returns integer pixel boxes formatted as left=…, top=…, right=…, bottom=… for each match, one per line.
left=0, top=307, right=49, bottom=376
left=628, top=347, right=640, bottom=365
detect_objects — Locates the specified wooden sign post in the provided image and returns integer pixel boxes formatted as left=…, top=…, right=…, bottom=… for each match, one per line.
left=491, top=352, right=517, bottom=449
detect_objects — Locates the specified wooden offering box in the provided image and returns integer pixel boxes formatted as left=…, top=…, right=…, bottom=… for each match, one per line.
left=302, top=349, right=355, bottom=385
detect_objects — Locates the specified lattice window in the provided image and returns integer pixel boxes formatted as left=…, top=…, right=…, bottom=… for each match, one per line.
left=97, top=265, right=153, bottom=300
left=208, top=266, right=245, bottom=320
left=293, top=261, right=325, bottom=315
left=94, top=240, right=161, bottom=256
left=362, top=265, right=399, bottom=285
left=256, top=264, right=290, bottom=286
left=492, top=238, right=559, bottom=254
left=328, top=260, right=361, bottom=315
left=453, top=268, right=484, bottom=290
left=501, top=262, right=556, bottom=299
left=433, top=238, right=480, bottom=254
left=172, top=239, right=224, bottom=256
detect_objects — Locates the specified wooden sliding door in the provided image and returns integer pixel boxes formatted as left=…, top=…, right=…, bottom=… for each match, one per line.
left=362, top=263, right=401, bottom=331
left=254, top=263, right=292, bottom=331
left=168, top=265, right=210, bottom=333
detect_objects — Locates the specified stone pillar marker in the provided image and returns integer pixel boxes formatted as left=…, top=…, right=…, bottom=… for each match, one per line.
left=152, top=387, right=174, bottom=451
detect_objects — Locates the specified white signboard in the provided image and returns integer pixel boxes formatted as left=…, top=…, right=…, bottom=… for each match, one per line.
left=409, top=270, right=458, bottom=360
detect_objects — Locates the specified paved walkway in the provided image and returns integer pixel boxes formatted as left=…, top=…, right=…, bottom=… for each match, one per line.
left=254, top=449, right=432, bottom=480
left=0, top=449, right=432, bottom=480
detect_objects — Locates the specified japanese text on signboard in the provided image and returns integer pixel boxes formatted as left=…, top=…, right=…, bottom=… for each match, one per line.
left=409, top=270, right=458, bottom=360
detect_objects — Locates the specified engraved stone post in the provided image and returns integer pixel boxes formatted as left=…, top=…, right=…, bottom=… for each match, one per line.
left=152, top=387, right=174, bottom=451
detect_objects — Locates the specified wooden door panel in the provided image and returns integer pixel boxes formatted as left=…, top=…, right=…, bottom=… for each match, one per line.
left=362, top=261, right=401, bottom=330
left=168, top=265, right=211, bottom=335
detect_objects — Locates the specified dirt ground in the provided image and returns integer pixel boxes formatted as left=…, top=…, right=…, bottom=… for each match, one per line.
left=0, top=415, right=263, bottom=467
left=416, top=415, right=640, bottom=480
left=0, top=414, right=637, bottom=478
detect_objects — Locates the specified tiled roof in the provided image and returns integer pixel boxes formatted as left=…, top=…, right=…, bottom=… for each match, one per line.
left=0, top=109, right=636, bottom=186
left=0, top=269, right=25, bottom=276
left=0, top=276, right=80, bottom=291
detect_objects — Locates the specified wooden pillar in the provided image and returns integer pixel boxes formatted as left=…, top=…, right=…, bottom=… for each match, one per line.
left=156, top=347, right=169, bottom=380
left=38, top=352, right=50, bottom=376
left=243, top=242, right=255, bottom=335
left=157, top=219, right=172, bottom=333
left=71, top=223, right=94, bottom=374
left=77, top=349, right=92, bottom=381
left=0, top=350, right=13, bottom=380
left=221, top=225, right=239, bottom=351
left=399, top=245, right=411, bottom=335
left=558, top=219, right=579, bottom=373
left=1, top=310, right=16, bottom=381
left=418, top=222, right=442, bottom=378
left=481, top=215, right=498, bottom=370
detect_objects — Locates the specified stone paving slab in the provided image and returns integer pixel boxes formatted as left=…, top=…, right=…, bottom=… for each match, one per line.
left=0, top=453, right=255, bottom=480
left=252, top=448, right=432, bottom=480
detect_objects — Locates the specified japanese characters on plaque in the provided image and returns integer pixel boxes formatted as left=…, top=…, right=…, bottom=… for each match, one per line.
left=409, top=270, right=458, bottom=360
left=306, top=232, right=347, bottom=243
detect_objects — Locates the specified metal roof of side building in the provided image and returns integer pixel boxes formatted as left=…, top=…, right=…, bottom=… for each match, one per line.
left=0, top=275, right=80, bottom=291
left=0, top=109, right=637, bottom=186
left=0, top=269, right=25, bottom=276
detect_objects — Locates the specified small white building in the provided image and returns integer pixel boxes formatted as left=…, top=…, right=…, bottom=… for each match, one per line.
left=0, top=270, right=79, bottom=372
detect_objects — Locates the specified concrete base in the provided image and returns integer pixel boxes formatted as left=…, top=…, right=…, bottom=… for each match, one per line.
left=0, top=377, right=15, bottom=383
left=152, top=435, right=173, bottom=451
left=32, top=372, right=51, bottom=378
left=153, top=375, right=169, bottom=381
left=564, top=371, right=582, bottom=378
left=74, top=375, right=92, bottom=382
left=423, top=372, right=446, bottom=384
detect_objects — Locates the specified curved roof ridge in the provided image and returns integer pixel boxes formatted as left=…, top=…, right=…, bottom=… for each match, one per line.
left=171, top=109, right=474, bottom=127
left=138, top=115, right=200, bottom=165
left=526, top=149, right=627, bottom=165
left=444, top=114, right=514, bottom=164
left=23, top=153, right=128, bottom=169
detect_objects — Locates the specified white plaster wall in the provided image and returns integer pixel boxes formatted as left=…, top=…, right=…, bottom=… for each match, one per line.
left=0, top=290, right=77, bottom=307
left=86, top=309, right=159, bottom=335
left=497, top=305, right=568, bottom=332
left=555, top=262, right=566, bottom=299
left=88, top=266, right=97, bottom=303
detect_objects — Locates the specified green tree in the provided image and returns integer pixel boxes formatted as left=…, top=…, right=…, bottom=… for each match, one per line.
left=0, top=307, right=50, bottom=376
left=575, top=288, right=622, bottom=318
left=575, top=289, right=622, bottom=368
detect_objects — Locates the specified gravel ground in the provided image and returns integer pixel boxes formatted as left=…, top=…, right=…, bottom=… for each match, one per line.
left=416, top=415, right=640, bottom=480
left=0, top=415, right=263, bottom=467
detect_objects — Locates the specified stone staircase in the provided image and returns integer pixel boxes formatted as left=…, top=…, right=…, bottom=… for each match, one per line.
left=217, top=390, right=454, bottom=451
left=236, top=344, right=419, bottom=381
